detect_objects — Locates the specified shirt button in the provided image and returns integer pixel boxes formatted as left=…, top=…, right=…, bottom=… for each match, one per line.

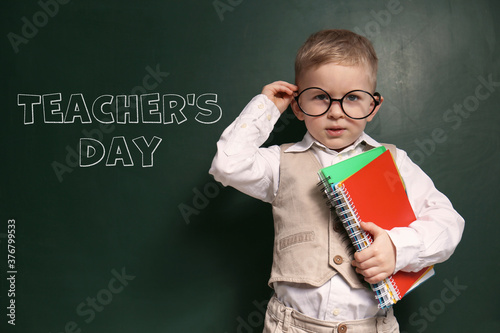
left=333, top=255, right=343, bottom=265
left=338, top=324, right=347, bottom=333
left=332, top=308, right=341, bottom=316
left=258, top=103, right=264, bottom=109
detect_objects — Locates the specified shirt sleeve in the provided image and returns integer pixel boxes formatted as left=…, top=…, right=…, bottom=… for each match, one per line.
left=208, top=94, right=282, bottom=203
left=387, top=149, right=465, bottom=273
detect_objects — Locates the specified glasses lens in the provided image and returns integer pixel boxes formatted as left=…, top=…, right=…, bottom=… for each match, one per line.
left=297, top=88, right=331, bottom=116
left=342, top=91, right=376, bottom=119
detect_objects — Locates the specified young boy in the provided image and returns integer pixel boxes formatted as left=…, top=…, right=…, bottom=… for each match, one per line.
left=209, top=29, right=464, bottom=333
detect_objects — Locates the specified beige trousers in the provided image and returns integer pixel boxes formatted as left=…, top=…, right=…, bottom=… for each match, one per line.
left=263, top=296, right=399, bottom=333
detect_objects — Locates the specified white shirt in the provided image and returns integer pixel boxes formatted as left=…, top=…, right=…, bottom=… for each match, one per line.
left=209, top=94, right=465, bottom=321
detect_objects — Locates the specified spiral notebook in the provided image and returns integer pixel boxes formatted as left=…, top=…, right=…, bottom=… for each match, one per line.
left=318, top=148, right=434, bottom=309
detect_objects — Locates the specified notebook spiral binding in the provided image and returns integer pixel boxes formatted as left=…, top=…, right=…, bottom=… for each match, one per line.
left=318, top=175, right=401, bottom=309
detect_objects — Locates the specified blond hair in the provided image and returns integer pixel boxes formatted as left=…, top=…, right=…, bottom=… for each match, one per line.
left=295, top=29, right=378, bottom=89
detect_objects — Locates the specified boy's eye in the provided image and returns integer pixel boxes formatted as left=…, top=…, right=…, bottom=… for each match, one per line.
left=346, top=94, right=359, bottom=102
left=313, top=94, right=329, bottom=101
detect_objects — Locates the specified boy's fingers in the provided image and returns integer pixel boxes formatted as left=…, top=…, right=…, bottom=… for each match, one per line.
left=353, top=246, right=373, bottom=263
left=263, top=81, right=298, bottom=96
left=272, top=80, right=298, bottom=90
left=360, top=221, right=383, bottom=237
left=364, top=273, right=386, bottom=284
left=355, top=264, right=390, bottom=284
left=352, top=254, right=380, bottom=271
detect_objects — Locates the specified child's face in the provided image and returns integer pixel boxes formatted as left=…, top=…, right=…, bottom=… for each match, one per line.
left=292, top=63, right=383, bottom=152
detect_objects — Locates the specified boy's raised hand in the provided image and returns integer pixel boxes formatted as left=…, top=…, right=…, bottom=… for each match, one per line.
left=352, top=222, right=397, bottom=284
left=262, top=81, right=298, bottom=113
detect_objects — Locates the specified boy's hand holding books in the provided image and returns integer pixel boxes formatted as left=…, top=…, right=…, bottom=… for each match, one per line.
left=352, top=221, right=397, bottom=284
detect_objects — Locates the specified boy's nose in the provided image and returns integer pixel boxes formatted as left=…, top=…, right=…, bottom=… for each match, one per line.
left=326, top=101, right=344, bottom=119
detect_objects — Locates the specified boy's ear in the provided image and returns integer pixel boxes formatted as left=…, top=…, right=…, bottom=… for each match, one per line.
left=291, top=98, right=305, bottom=121
left=366, top=94, right=384, bottom=122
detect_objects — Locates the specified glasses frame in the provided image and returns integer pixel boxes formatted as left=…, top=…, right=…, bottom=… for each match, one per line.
left=294, top=87, right=381, bottom=120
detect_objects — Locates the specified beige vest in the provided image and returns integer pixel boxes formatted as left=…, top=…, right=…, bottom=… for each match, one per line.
left=269, top=143, right=396, bottom=289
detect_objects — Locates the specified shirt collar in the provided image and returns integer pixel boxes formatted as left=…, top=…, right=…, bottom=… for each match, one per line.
left=284, top=132, right=380, bottom=154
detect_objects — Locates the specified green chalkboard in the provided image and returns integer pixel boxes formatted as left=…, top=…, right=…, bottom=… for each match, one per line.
left=1, top=0, right=499, bottom=332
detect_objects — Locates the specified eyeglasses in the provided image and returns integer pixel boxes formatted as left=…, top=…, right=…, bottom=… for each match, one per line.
left=294, top=87, right=381, bottom=120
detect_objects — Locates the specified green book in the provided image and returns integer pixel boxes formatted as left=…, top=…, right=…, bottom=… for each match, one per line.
left=319, top=146, right=386, bottom=185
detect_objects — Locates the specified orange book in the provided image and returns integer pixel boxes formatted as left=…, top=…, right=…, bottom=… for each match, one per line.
left=319, top=150, right=434, bottom=308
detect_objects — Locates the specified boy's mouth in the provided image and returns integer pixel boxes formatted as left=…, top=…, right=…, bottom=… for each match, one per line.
left=326, top=126, right=345, bottom=136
